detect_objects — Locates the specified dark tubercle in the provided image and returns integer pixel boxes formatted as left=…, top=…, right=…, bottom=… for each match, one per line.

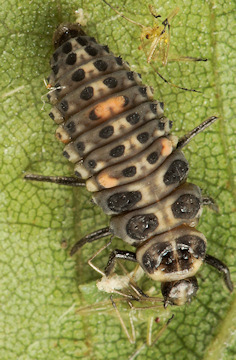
left=107, top=191, right=142, bottom=213
left=171, top=194, right=200, bottom=219
left=126, top=214, right=159, bottom=240
left=109, top=145, right=125, bottom=158
left=141, top=242, right=174, bottom=274
left=164, top=160, right=189, bottom=186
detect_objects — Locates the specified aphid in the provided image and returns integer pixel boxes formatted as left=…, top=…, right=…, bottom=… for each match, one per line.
left=100, top=0, right=207, bottom=91
left=25, top=22, right=233, bottom=307
left=101, top=0, right=179, bottom=65
left=76, top=280, right=173, bottom=359
left=79, top=244, right=174, bottom=353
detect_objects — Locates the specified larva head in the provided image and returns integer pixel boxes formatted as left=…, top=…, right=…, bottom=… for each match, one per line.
left=136, top=226, right=207, bottom=306
left=53, top=23, right=86, bottom=49
left=161, top=277, right=198, bottom=306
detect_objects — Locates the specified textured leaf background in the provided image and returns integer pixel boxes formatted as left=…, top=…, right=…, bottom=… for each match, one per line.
left=0, top=0, right=235, bottom=359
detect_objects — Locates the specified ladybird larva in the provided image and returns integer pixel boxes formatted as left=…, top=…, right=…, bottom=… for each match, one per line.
left=26, top=22, right=233, bottom=307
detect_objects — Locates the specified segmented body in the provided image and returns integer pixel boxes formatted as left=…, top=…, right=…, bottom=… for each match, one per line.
left=46, top=23, right=232, bottom=306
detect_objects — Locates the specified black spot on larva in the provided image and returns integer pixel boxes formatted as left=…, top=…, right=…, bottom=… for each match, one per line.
left=52, top=64, right=59, bottom=75
left=85, top=45, right=98, bottom=56
left=172, top=194, right=200, bottom=219
left=115, top=56, right=123, bottom=65
left=138, top=73, right=142, bottom=78
left=65, top=121, right=76, bottom=133
left=89, top=109, right=99, bottom=120
left=66, top=53, right=77, bottom=65
left=161, top=253, right=177, bottom=273
left=62, top=42, right=72, bottom=54
left=63, top=151, right=70, bottom=159
left=147, top=151, right=159, bottom=164
left=75, top=170, right=82, bottom=178
left=178, top=255, right=193, bottom=271
left=80, top=87, right=94, bottom=100
left=103, top=45, right=109, bottom=53
left=88, top=160, right=97, bottom=169
left=192, top=236, right=206, bottom=259
left=93, top=59, right=108, bottom=72
left=160, top=102, right=164, bottom=110
left=158, top=121, right=165, bottom=130
left=72, top=68, right=85, bottom=82
left=49, top=112, right=55, bottom=120
left=139, top=87, right=147, bottom=96
left=47, top=94, right=51, bottom=101
left=141, top=251, right=156, bottom=274
left=137, top=132, right=149, bottom=144
left=55, top=29, right=81, bottom=48
left=122, top=166, right=136, bottom=177
left=56, top=131, right=63, bottom=141
left=150, top=103, right=157, bottom=114
left=123, top=96, right=129, bottom=106
left=76, top=36, right=88, bottom=46
left=109, top=145, right=125, bottom=158
left=89, top=37, right=97, bottom=43
left=141, top=242, right=171, bottom=274
left=99, top=126, right=114, bottom=139
left=169, top=120, right=173, bottom=129
left=69, top=29, right=80, bottom=38
left=103, top=77, right=118, bottom=88
left=60, top=100, right=68, bottom=112
left=176, top=235, right=206, bottom=259
left=126, top=112, right=140, bottom=125
left=127, top=71, right=134, bottom=81
left=126, top=214, right=159, bottom=240
left=164, top=160, right=189, bottom=186
left=107, top=191, right=142, bottom=213
left=55, top=83, right=61, bottom=92
left=76, top=142, right=85, bottom=152
left=53, top=52, right=58, bottom=62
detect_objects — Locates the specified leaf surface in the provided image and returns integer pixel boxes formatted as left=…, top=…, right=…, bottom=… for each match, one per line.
left=0, top=1, right=235, bottom=359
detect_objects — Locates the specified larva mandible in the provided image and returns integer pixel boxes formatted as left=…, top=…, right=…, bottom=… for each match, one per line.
left=26, top=22, right=233, bottom=307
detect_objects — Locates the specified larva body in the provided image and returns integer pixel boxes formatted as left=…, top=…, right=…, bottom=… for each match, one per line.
left=46, top=23, right=232, bottom=306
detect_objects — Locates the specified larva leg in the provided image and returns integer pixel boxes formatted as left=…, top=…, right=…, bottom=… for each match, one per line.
left=70, top=227, right=111, bottom=256
left=202, top=196, right=219, bottom=212
left=204, top=254, right=233, bottom=292
left=177, top=116, right=218, bottom=149
left=24, top=174, right=86, bottom=187
left=89, top=243, right=145, bottom=300
left=105, top=249, right=137, bottom=276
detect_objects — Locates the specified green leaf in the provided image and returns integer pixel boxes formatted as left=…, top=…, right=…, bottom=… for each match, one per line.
left=0, top=0, right=235, bottom=359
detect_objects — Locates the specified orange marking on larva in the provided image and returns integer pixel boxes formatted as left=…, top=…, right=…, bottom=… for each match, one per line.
left=46, top=84, right=52, bottom=89
left=93, top=96, right=126, bottom=121
left=97, top=172, right=119, bottom=189
left=55, top=128, right=71, bottom=144
left=160, top=138, right=173, bottom=157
